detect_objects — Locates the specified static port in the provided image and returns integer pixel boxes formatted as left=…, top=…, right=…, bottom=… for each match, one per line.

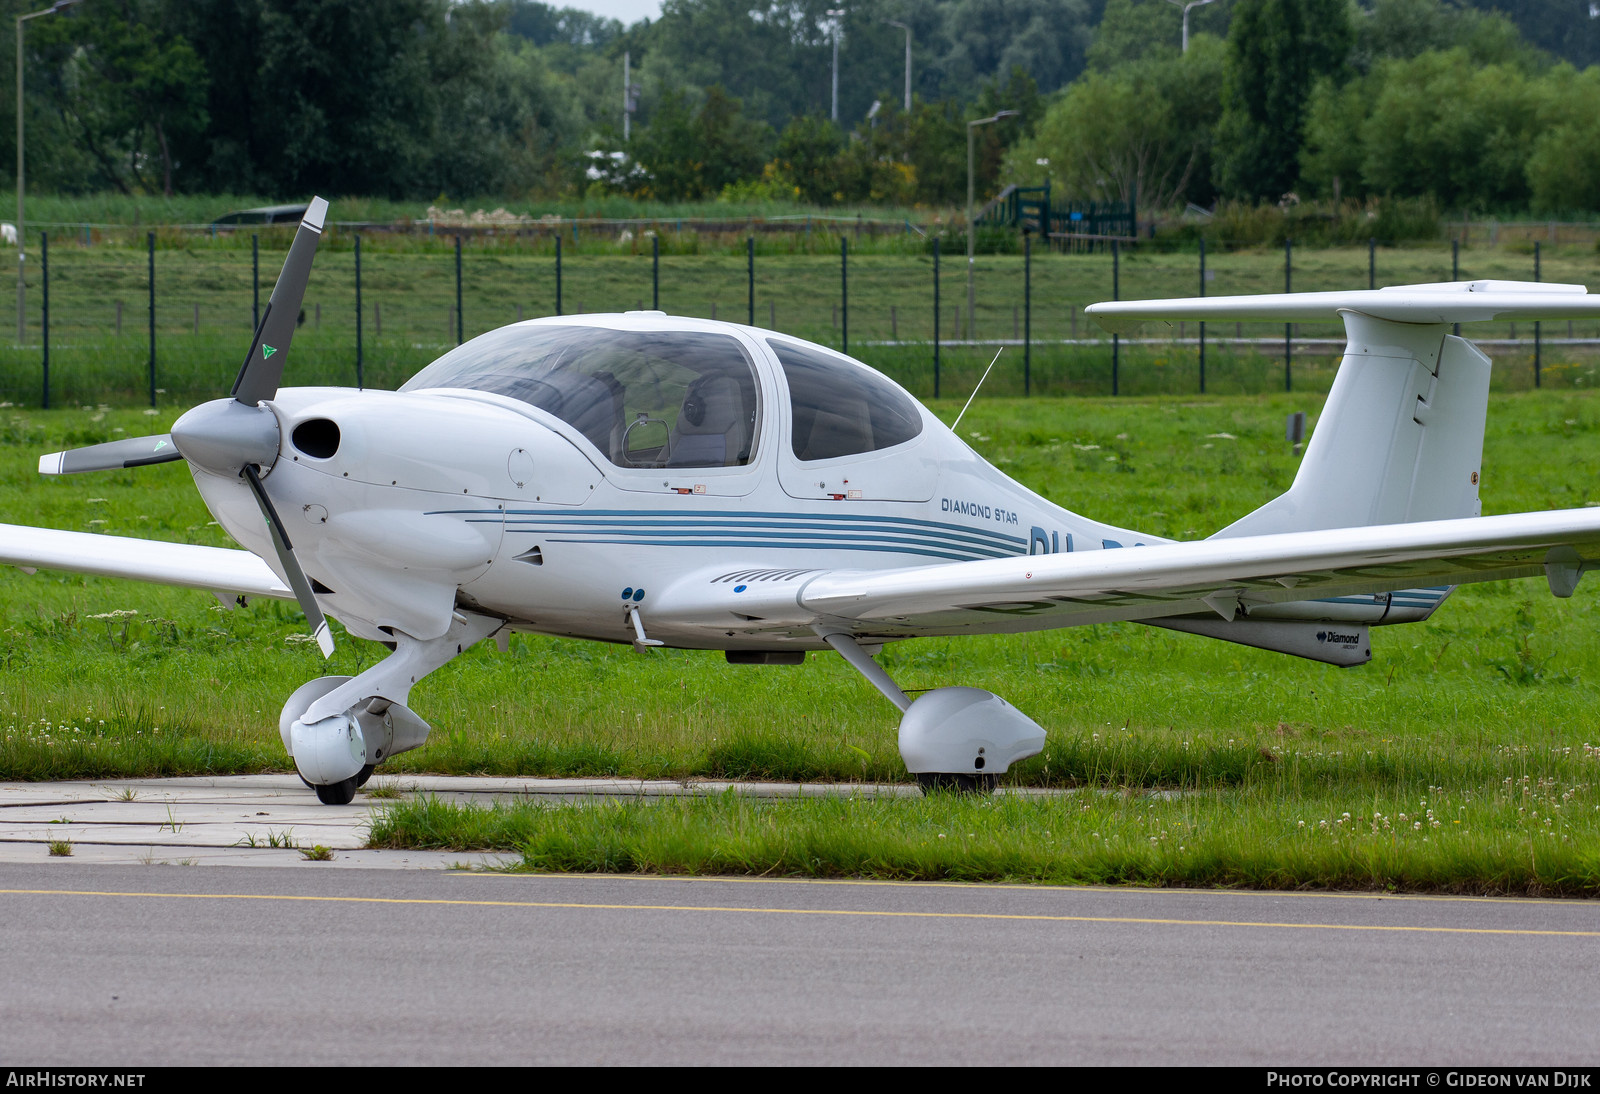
left=292, top=418, right=341, bottom=459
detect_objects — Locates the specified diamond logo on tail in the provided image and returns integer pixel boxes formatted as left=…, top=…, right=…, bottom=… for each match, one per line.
left=262, top=345, right=277, bottom=359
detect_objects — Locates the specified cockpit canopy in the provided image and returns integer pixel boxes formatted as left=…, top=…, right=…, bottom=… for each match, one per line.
left=767, top=338, right=923, bottom=461
left=401, top=322, right=927, bottom=472
left=401, top=325, right=761, bottom=469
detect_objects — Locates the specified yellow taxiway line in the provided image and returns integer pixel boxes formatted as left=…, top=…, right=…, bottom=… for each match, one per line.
left=2, top=887, right=1596, bottom=938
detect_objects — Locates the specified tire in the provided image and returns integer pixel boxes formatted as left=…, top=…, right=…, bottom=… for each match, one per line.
left=353, top=764, right=376, bottom=788
left=915, top=772, right=999, bottom=795
left=314, top=777, right=358, bottom=805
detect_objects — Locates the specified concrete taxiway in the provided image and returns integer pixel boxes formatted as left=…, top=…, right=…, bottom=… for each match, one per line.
left=0, top=774, right=926, bottom=868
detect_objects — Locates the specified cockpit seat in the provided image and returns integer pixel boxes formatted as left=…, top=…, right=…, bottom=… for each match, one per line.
left=795, top=401, right=874, bottom=462
left=667, top=373, right=748, bottom=467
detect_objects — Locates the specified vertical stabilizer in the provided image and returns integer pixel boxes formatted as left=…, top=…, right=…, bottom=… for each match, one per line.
left=1214, top=311, right=1489, bottom=538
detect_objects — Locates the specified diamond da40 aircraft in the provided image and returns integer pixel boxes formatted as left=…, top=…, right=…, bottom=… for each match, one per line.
left=7, top=197, right=1600, bottom=803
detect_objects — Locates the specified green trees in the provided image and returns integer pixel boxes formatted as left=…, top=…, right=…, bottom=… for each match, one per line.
left=29, top=0, right=208, bottom=195
left=1525, top=67, right=1600, bottom=213
left=632, top=86, right=769, bottom=200
left=18, top=0, right=584, bottom=198
left=191, top=0, right=576, bottom=197
left=1011, top=36, right=1224, bottom=210
left=1298, top=46, right=1600, bottom=214
left=10, top=0, right=1600, bottom=214
left=1087, top=0, right=1234, bottom=69
left=1213, top=0, right=1350, bottom=202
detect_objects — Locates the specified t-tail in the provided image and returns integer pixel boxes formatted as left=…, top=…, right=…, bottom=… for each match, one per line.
left=1087, top=280, right=1600, bottom=665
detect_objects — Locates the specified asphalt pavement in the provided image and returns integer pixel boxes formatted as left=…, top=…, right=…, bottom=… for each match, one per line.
left=3, top=862, right=1599, bottom=1065
left=1, top=776, right=1597, bottom=1065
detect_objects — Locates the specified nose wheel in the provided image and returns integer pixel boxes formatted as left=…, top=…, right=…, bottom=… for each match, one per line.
left=314, top=777, right=359, bottom=805
left=915, top=772, right=999, bottom=795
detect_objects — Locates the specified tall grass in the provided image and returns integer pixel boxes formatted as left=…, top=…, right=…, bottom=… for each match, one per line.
left=368, top=781, right=1600, bottom=895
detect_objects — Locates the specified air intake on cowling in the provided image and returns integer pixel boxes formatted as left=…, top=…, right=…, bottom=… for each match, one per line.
left=292, top=419, right=340, bottom=459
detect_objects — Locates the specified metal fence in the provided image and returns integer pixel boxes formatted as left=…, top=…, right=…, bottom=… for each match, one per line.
left=5, top=229, right=1597, bottom=408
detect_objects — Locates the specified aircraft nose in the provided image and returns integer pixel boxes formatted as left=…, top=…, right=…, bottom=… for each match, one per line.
left=171, top=398, right=282, bottom=477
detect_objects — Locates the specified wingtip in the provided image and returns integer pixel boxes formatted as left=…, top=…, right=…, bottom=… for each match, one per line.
left=1084, top=309, right=1160, bottom=336
left=37, top=452, right=64, bottom=476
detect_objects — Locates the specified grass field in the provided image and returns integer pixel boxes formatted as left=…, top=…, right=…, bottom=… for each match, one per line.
left=6, top=191, right=937, bottom=231
left=4, top=364, right=1600, bottom=889
left=4, top=235, right=1600, bottom=406
left=368, top=787, right=1600, bottom=895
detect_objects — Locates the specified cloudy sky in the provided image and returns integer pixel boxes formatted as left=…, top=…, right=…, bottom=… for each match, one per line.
left=564, top=0, right=664, bottom=24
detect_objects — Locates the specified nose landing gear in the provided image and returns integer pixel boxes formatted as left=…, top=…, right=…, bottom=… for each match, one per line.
left=279, top=612, right=504, bottom=803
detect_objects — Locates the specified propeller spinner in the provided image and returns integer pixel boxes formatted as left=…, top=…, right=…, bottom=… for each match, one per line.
left=38, top=196, right=335, bottom=657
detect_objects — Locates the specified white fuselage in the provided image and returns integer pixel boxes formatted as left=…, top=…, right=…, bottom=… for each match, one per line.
left=189, top=314, right=1415, bottom=651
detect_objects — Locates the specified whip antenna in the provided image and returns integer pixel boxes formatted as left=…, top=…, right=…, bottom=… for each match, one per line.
left=952, top=347, right=1005, bottom=431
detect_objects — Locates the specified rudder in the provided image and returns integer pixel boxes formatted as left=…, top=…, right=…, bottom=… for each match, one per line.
left=1214, top=312, right=1489, bottom=539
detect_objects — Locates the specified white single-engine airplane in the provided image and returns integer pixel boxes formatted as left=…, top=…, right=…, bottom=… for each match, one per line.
left=6, top=197, right=1600, bottom=803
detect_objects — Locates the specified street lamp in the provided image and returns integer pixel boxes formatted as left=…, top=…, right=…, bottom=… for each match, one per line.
left=16, top=0, right=80, bottom=344
left=886, top=19, right=910, bottom=114
left=826, top=9, right=845, bottom=122
left=966, top=109, right=1018, bottom=339
left=1165, top=0, right=1213, bottom=52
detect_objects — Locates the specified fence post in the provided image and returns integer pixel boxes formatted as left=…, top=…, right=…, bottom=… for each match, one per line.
left=840, top=236, right=848, bottom=354
left=252, top=233, right=260, bottom=332
left=1023, top=234, right=1031, bottom=396
left=933, top=237, right=941, bottom=399
left=455, top=234, right=463, bottom=345
left=40, top=231, right=47, bottom=409
left=1452, top=237, right=1461, bottom=336
left=652, top=234, right=659, bottom=310
left=1283, top=236, right=1292, bottom=393
left=1198, top=236, right=1206, bottom=395
left=1535, top=241, right=1542, bottom=388
left=747, top=236, right=754, bottom=326
left=354, top=234, right=363, bottom=390
left=556, top=234, right=563, bottom=315
left=1111, top=239, right=1120, bottom=397
left=1368, top=236, right=1376, bottom=290
left=148, top=231, right=156, bottom=407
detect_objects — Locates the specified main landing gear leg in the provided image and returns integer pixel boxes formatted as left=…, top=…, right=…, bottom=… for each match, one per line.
left=282, top=612, right=504, bottom=803
left=815, top=626, right=1047, bottom=796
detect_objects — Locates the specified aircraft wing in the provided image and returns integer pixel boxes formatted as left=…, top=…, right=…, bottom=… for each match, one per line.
left=0, top=522, right=292, bottom=600
left=798, top=508, right=1600, bottom=631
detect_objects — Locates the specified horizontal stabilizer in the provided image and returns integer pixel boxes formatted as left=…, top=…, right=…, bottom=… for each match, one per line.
left=1087, top=281, right=1599, bottom=333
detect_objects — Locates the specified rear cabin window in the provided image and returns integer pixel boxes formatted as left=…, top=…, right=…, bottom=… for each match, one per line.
left=401, top=325, right=761, bottom=469
left=769, top=339, right=923, bottom=462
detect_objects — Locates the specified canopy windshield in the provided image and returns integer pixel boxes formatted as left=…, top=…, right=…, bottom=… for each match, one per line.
left=768, top=338, right=923, bottom=462
left=402, top=325, right=761, bottom=469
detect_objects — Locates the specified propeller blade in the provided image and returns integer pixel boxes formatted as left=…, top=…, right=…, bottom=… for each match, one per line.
left=231, top=196, right=329, bottom=407
left=242, top=464, right=334, bottom=658
left=38, top=434, right=182, bottom=475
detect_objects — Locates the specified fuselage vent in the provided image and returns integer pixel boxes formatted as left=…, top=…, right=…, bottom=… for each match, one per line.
left=291, top=418, right=341, bottom=460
